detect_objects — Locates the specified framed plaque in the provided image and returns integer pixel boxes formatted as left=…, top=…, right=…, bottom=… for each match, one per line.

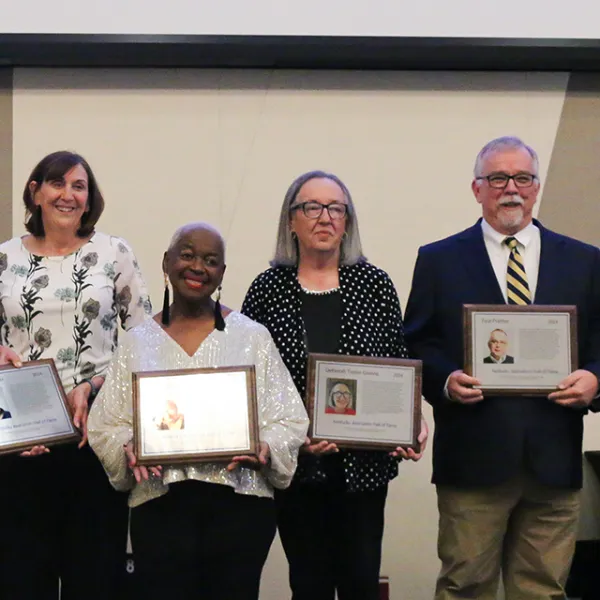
left=464, top=304, right=578, bottom=395
left=306, top=354, right=422, bottom=451
left=0, top=359, right=79, bottom=455
left=132, top=365, right=259, bottom=466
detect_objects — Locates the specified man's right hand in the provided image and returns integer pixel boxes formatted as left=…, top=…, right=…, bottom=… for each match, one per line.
left=447, top=370, right=484, bottom=404
left=0, top=346, right=22, bottom=367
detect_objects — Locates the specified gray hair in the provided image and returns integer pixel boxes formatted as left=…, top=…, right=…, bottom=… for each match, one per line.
left=270, top=170, right=366, bottom=267
left=473, top=136, right=539, bottom=178
left=166, top=222, right=225, bottom=258
left=489, top=328, right=508, bottom=338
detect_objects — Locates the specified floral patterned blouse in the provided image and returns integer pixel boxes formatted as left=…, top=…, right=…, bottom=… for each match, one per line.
left=0, top=232, right=152, bottom=392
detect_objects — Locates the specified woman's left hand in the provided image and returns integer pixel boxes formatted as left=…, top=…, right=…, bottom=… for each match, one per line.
left=67, top=383, right=91, bottom=448
left=390, top=417, right=429, bottom=461
left=20, top=445, right=50, bottom=457
left=227, top=442, right=270, bottom=471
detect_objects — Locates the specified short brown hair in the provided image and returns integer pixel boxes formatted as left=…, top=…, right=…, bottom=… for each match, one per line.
left=23, top=151, right=105, bottom=237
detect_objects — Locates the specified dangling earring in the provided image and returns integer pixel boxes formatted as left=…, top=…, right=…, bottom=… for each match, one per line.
left=161, top=272, right=170, bottom=326
left=214, top=285, right=225, bottom=331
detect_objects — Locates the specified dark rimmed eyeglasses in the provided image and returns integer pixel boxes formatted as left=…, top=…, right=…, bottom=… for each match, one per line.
left=476, top=173, right=538, bottom=189
left=290, top=201, right=348, bottom=220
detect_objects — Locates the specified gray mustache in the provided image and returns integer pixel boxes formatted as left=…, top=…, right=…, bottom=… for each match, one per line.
left=498, top=197, right=525, bottom=207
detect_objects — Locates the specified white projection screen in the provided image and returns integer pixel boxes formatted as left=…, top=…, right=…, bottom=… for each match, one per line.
left=1, top=0, right=600, bottom=69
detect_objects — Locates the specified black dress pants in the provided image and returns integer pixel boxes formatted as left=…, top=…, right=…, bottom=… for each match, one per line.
left=276, top=476, right=388, bottom=600
left=0, top=443, right=129, bottom=600
left=130, top=480, right=277, bottom=600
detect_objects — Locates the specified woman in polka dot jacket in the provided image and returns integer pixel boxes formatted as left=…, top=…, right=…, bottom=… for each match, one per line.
left=242, top=170, right=428, bottom=600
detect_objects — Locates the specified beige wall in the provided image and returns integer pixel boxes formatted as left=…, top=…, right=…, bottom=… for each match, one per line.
left=0, top=68, right=11, bottom=242
left=539, top=71, right=600, bottom=543
left=11, top=67, right=598, bottom=599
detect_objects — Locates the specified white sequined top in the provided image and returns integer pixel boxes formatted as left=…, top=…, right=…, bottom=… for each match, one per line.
left=88, top=312, right=309, bottom=507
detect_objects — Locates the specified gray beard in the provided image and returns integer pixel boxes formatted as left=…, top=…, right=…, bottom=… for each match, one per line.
left=498, top=209, right=524, bottom=231
left=497, top=196, right=525, bottom=231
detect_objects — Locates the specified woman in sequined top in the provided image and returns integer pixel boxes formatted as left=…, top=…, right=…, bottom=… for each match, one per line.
left=0, top=151, right=151, bottom=600
left=89, top=222, right=309, bottom=600
left=241, top=170, right=428, bottom=600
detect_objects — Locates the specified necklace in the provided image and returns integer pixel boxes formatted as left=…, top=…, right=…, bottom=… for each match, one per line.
left=300, top=285, right=340, bottom=296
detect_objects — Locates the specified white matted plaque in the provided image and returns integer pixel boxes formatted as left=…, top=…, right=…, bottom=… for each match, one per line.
left=132, top=365, right=259, bottom=465
left=306, top=354, right=422, bottom=451
left=0, top=359, right=79, bottom=454
left=464, top=304, right=577, bottom=395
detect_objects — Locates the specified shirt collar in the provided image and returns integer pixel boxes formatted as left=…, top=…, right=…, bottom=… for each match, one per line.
left=489, top=354, right=506, bottom=364
left=481, top=219, right=538, bottom=250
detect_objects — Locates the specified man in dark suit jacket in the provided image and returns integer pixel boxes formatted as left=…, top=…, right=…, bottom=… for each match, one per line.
left=404, top=136, right=600, bottom=600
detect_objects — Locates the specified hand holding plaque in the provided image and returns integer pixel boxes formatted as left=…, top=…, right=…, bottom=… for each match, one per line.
left=124, top=441, right=163, bottom=484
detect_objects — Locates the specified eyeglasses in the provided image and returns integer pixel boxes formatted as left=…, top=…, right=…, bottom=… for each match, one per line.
left=332, top=391, right=352, bottom=400
left=477, top=173, right=537, bottom=189
left=290, top=201, right=348, bottom=220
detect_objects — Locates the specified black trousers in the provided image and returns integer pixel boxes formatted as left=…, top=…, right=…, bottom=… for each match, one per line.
left=276, top=479, right=388, bottom=600
left=130, top=480, right=277, bottom=600
left=0, top=443, right=129, bottom=600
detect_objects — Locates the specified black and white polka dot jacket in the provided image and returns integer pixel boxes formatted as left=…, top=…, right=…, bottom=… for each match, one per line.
left=241, top=261, right=408, bottom=492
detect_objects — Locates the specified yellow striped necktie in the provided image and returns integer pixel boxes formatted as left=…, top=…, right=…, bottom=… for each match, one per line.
left=504, top=236, right=532, bottom=305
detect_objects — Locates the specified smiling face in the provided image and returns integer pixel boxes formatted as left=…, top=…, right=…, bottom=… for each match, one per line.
left=289, top=177, right=348, bottom=259
left=472, top=147, right=539, bottom=235
left=488, top=329, right=509, bottom=360
left=163, top=224, right=226, bottom=307
left=331, top=382, right=352, bottom=410
left=29, top=163, right=89, bottom=235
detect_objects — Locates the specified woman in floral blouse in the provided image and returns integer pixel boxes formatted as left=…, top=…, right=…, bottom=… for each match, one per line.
left=0, top=151, right=151, bottom=600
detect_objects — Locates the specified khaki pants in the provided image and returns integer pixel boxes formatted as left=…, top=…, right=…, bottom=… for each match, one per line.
left=435, top=474, right=580, bottom=600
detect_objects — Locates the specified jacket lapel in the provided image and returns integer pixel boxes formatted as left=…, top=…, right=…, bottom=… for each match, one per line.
left=457, top=221, right=505, bottom=304
left=534, top=220, right=566, bottom=304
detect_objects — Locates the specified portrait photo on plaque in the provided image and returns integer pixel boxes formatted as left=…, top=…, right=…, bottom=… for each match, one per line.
left=0, top=359, right=79, bottom=454
left=132, top=365, right=259, bottom=465
left=306, top=354, right=422, bottom=451
left=324, top=378, right=357, bottom=416
left=464, top=304, right=577, bottom=395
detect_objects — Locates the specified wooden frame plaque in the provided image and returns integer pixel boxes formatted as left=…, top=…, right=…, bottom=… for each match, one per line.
left=306, top=354, right=422, bottom=451
left=463, top=304, right=578, bottom=395
left=0, top=359, right=79, bottom=455
left=132, top=365, right=259, bottom=465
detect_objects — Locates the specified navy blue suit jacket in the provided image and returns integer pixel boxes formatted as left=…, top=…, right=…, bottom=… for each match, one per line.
left=404, top=219, right=600, bottom=489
